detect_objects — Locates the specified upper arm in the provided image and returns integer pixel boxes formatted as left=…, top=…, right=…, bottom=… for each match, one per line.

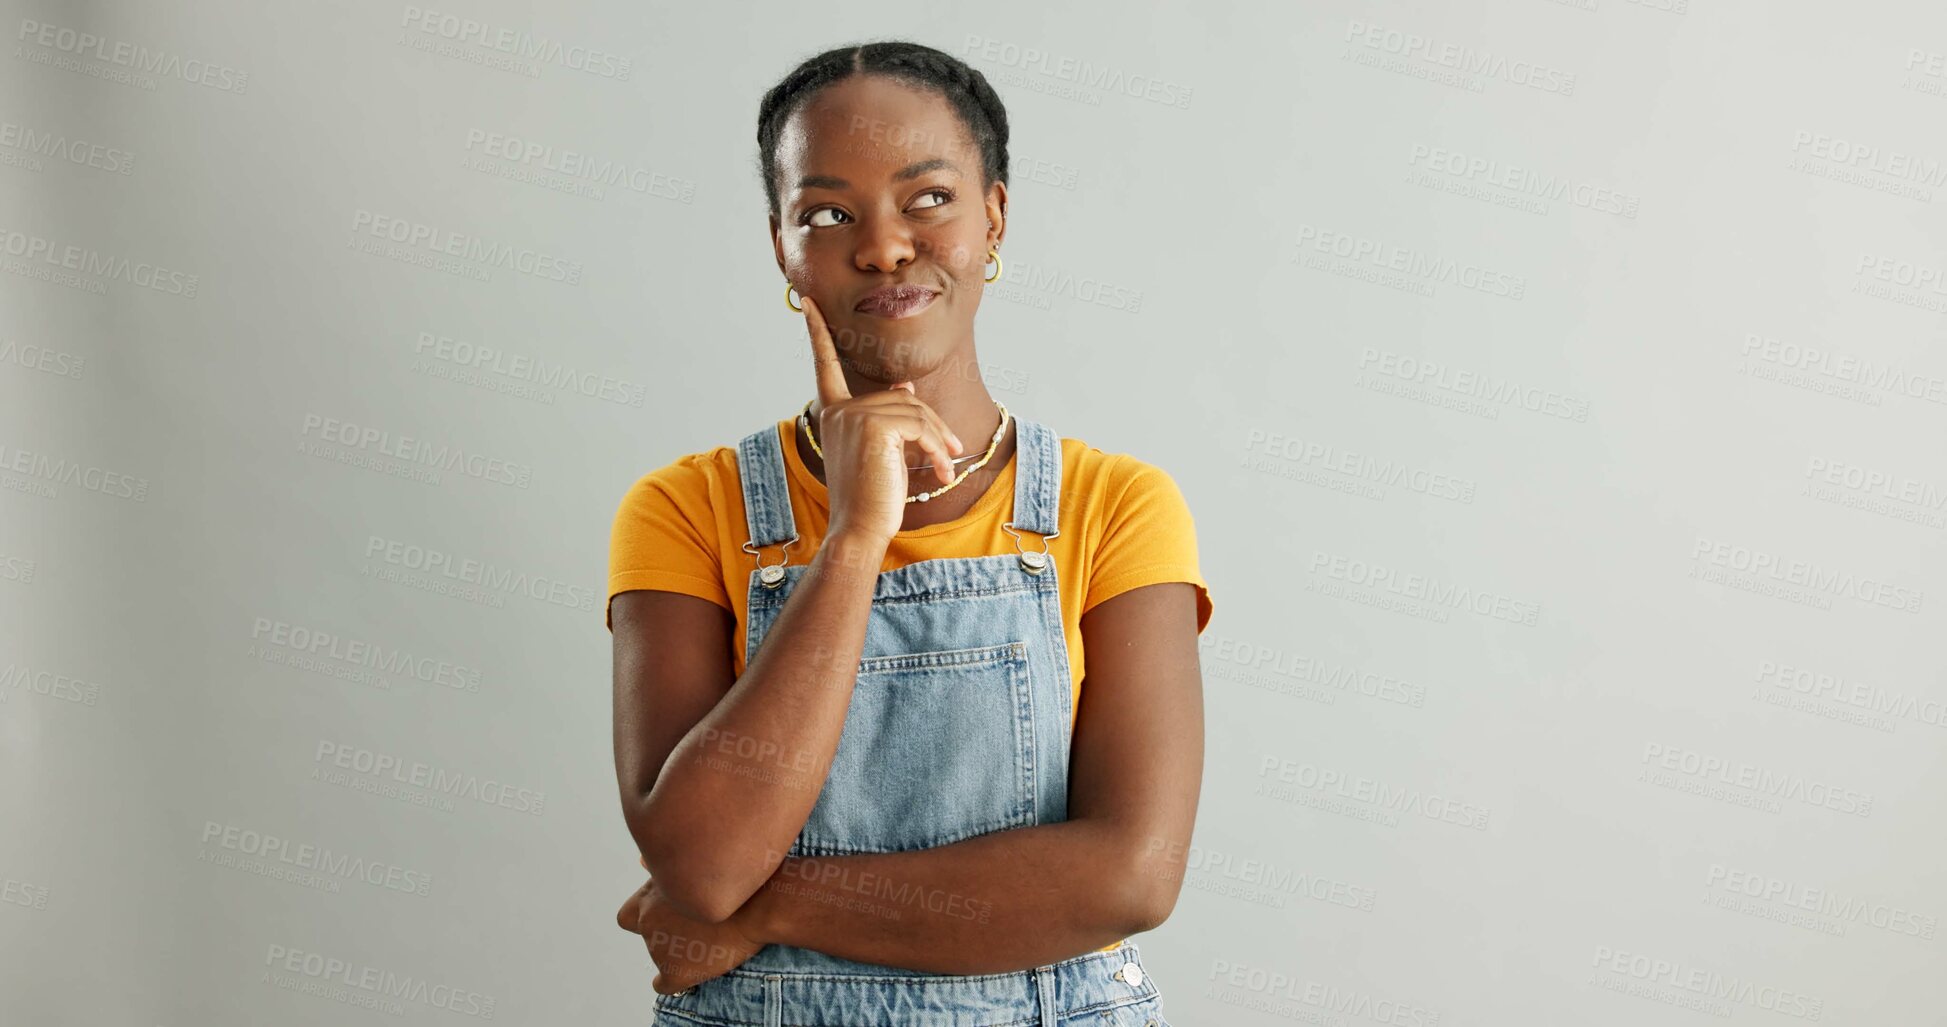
left=607, top=461, right=738, bottom=814
left=1072, top=582, right=1205, bottom=931
left=1069, top=455, right=1212, bottom=929
left=611, top=589, right=736, bottom=807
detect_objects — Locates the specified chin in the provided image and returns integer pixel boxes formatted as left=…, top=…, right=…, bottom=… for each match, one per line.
left=839, top=331, right=923, bottom=370
left=832, top=349, right=899, bottom=382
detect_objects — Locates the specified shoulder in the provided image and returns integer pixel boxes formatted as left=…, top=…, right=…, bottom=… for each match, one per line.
left=1058, top=437, right=1193, bottom=515
left=608, top=435, right=749, bottom=625
left=611, top=435, right=745, bottom=530
left=1059, top=435, right=1211, bottom=629
left=622, top=445, right=731, bottom=500
left=609, top=417, right=790, bottom=522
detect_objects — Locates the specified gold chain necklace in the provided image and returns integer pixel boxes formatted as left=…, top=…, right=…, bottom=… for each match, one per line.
left=798, top=397, right=1010, bottom=504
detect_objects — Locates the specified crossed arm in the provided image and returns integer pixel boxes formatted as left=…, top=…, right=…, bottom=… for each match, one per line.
left=612, top=573, right=1204, bottom=975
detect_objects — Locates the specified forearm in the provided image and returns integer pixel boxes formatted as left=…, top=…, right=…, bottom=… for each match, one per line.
left=733, top=819, right=1155, bottom=974
left=634, top=531, right=888, bottom=921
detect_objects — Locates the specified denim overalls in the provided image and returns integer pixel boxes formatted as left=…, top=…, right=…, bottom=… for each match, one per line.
left=650, top=414, right=1173, bottom=1027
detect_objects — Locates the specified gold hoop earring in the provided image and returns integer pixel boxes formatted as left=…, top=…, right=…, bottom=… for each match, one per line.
left=785, top=281, right=802, bottom=312
left=984, top=248, right=1002, bottom=284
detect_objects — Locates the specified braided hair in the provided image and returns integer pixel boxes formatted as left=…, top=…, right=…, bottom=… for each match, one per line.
left=755, top=41, right=1010, bottom=220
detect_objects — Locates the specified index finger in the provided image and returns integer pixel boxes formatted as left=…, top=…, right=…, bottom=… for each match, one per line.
left=802, top=294, right=851, bottom=405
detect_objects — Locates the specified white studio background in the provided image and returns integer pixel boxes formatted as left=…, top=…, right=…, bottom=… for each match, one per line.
left=4, top=1, right=1944, bottom=1024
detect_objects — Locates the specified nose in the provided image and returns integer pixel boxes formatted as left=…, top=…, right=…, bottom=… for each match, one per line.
left=853, top=211, right=916, bottom=273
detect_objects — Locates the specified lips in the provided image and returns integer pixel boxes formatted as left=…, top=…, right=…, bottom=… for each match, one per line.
left=855, top=285, right=940, bottom=319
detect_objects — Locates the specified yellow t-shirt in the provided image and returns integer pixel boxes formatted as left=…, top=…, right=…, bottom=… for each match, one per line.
left=608, top=416, right=1214, bottom=952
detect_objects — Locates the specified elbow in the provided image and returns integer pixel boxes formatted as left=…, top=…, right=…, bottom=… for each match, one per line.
left=635, top=819, right=759, bottom=925
left=1125, top=882, right=1177, bottom=934
left=1117, top=836, right=1185, bottom=934
left=639, top=837, right=747, bottom=924
left=624, top=783, right=781, bottom=925
left=1113, top=866, right=1176, bottom=935
left=652, top=865, right=745, bottom=925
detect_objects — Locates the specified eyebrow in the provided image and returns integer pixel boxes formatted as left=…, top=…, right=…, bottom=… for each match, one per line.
left=796, top=158, right=960, bottom=192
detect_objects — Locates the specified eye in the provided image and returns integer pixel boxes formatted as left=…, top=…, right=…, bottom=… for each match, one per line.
left=800, top=188, right=953, bottom=228
left=909, top=187, right=954, bottom=211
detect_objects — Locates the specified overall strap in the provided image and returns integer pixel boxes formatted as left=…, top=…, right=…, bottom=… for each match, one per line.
left=735, top=421, right=799, bottom=549
left=1008, top=415, right=1063, bottom=538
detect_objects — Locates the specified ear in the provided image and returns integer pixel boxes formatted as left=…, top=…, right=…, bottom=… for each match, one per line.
left=769, top=212, right=787, bottom=277
left=985, top=180, right=1009, bottom=250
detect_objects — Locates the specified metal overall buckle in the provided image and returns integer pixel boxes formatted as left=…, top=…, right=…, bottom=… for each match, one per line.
left=1001, top=521, right=1058, bottom=575
left=742, top=534, right=800, bottom=589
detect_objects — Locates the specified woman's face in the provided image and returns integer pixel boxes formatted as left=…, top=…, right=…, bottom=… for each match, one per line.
left=771, top=74, right=1007, bottom=383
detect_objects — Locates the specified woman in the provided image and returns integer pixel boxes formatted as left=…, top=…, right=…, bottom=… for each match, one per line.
left=608, top=41, right=1213, bottom=1027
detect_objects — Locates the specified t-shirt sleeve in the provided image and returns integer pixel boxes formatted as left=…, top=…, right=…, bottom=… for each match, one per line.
left=1081, top=456, right=1214, bottom=633
left=606, top=456, right=732, bottom=631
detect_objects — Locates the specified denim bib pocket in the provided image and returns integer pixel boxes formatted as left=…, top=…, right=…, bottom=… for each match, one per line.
left=790, top=640, right=1037, bottom=856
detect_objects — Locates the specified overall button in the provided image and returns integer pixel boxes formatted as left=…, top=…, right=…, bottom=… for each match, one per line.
left=1116, top=962, right=1142, bottom=988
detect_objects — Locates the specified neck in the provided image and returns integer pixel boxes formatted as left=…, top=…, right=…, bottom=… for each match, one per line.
left=804, top=361, right=1005, bottom=475
left=799, top=379, right=1012, bottom=490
